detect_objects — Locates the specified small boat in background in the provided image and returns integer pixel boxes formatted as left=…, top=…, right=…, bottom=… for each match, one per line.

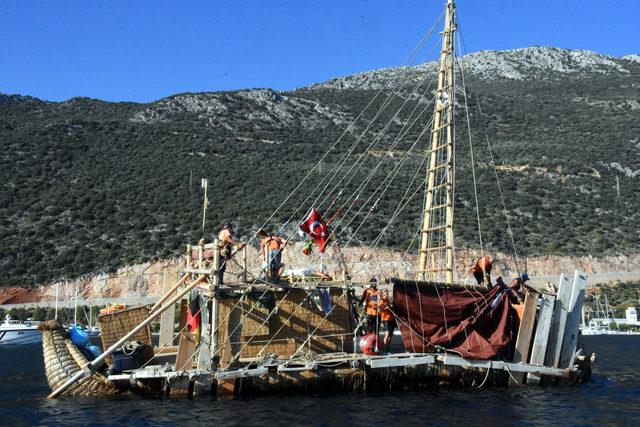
left=0, top=315, right=41, bottom=345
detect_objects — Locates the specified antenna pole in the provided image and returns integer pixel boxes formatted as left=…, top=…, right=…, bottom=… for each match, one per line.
left=418, top=0, right=456, bottom=285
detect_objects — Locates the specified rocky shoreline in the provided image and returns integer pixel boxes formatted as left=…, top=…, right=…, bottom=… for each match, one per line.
left=1, top=245, right=639, bottom=305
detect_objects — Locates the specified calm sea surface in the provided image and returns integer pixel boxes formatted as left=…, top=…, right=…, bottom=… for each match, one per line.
left=0, top=336, right=638, bottom=426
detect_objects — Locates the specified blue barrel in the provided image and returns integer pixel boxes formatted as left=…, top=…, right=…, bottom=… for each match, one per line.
left=69, top=326, right=89, bottom=346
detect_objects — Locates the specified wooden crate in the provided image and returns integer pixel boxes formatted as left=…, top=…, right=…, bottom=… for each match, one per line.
left=97, top=306, right=152, bottom=361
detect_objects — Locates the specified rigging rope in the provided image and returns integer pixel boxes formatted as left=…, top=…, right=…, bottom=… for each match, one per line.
left=455, top=36, right=484, bottom=258
left=456, top=21, right=522, bottom=276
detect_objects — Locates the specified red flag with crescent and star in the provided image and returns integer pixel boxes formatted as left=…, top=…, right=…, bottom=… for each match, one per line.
left=299, top=209, right=331, bottom=253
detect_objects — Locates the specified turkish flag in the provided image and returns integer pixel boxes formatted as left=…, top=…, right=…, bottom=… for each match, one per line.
left=299, top=209, right=331, bottom=252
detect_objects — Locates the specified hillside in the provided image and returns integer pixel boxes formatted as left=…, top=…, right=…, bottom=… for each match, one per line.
left=1, top=46, right=640, bottom=286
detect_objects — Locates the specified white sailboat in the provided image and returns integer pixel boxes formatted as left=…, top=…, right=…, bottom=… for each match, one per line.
left=0, top=314, right=41, bottom=345
left=581, top=295, right=640, bottom=335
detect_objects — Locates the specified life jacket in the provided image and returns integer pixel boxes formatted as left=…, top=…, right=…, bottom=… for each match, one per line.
left=364, top=288, right=380, bottom=315
left=379, top=295, right=393, bottom=321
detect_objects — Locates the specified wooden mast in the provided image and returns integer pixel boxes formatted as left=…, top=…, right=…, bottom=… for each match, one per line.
left=418, top=0, right=456, bottom=285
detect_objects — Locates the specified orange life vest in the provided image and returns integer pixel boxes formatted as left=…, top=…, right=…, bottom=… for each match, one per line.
left=379, top=295, right=393, bottom=321
left=472, top=255, right=493, bottom=274
left=363, top=288, right=380, bottom=316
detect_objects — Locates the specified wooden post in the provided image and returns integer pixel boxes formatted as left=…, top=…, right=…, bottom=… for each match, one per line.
left=527, top=293, right=555, bottom=384
left=198, top=241, right=204, bottom=270
left=159, top=268, right=178, bottom=348
left=510, top=290, right=538, bottom=386
left=544, top=274, right=573, bottom=367
left=210, top=239, right=221, bottom=368
left=242, top=245, right=247, bottom=283
left=186, top=244, right=192, bottom=268
left=48, top=275, right=206, bottom=398
left=559, top=270, right=588, bottom=369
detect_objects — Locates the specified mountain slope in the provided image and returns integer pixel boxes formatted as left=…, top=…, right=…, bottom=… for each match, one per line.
left=1, top=47, right=639, bottom=286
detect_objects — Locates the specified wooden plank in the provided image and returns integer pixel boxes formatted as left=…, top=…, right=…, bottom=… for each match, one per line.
left=175, top=332, right=197, bottom=371
left=510, top=290, right=538, bottom=386
left=159, top=268, right=178, bottom=348
left=196, top=294, right=211, bottom=370
left=367, top=355, right=435, bottom=369
left=527, top=293, right=555, bottom=384
left=544, top=274, right=573, bottom=367
left=559, top=270, right=588, bottom=369
left=437, top=355, right=572, bottom=378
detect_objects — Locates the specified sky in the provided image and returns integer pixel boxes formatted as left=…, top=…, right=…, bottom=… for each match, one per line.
left=1, top=0, right=639, bottom=103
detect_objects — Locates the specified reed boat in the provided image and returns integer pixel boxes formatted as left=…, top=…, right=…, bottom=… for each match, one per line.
left=43, top=0, right=594, bottom=398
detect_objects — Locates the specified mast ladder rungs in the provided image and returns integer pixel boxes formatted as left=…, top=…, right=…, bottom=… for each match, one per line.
left=427, top=182, right=452, bottom=192
left=421, top=224, right=450, bottom=233
left=424, top=203, right=451, bottom=212
left=431, top=122, right=451, bottom=133
left=419, top=245, right=450, bottom=253
left=426, top=143, right=450, bottom=154
left=427, top=163, right=451, bottom=174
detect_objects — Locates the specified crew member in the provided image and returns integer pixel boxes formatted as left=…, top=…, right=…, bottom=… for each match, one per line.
left=471, top=255, right=494, bottom=287
left=379, top=289, right=396, bottom=353
left=510, top=272, right=530, bottom=298
left=359, top=278, right=381, bottom=334
left=259, top=232, right=287, bottom=282
left=495, top=276, right=523, bottom=304
left=217, top=223, right=245, bottom=285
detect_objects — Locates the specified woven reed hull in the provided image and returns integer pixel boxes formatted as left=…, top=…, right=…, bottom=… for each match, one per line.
left=40, top=321, right=120, bottom=397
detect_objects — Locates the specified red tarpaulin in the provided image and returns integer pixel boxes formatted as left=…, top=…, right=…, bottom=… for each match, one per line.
left=393, top=281, right=517, bottom=360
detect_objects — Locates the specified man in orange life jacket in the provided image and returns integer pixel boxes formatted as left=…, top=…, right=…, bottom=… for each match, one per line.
left=217, top=223, right=245, bottom=285
left=379, top=289, right=396, bottom=353
left=259, top=232, right=287, bottom=282
left=471, top=255, right=494, bottom=287
left=359, top=278, right=381, bottom=333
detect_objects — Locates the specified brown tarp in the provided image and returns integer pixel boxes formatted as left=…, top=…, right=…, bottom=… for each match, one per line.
left=393, top=281, right=516, bottom=360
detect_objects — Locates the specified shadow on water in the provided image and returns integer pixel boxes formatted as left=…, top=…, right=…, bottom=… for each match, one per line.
left=0, top=336, right=638, bottom=426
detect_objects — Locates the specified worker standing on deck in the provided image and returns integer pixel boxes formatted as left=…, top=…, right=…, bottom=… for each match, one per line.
left=471, top=255, right=494, bottom=287
left=217, top=223, right=245, bottom=285
left=379, top=289, right=396, bottom=353
left=359, top=278, right=381, bottom=334
left=259, top=231, right=287, bottom=282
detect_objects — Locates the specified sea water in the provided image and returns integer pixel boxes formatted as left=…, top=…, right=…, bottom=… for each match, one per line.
left=0, top=336, right=638, bottom=426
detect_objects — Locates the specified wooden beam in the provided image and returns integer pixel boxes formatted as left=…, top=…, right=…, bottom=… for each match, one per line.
left=527, top=293, right=555, bottom=384
left=510, top=290, right=538, bottom=386
left=545, top=274, right=573, bottom=367
left=559, top=270, right=588, bottom=369
left=159, top=268, right=178, bottom=348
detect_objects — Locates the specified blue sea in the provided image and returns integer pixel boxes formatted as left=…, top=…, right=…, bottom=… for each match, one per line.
left=0, top=336, right=638, bottom=426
